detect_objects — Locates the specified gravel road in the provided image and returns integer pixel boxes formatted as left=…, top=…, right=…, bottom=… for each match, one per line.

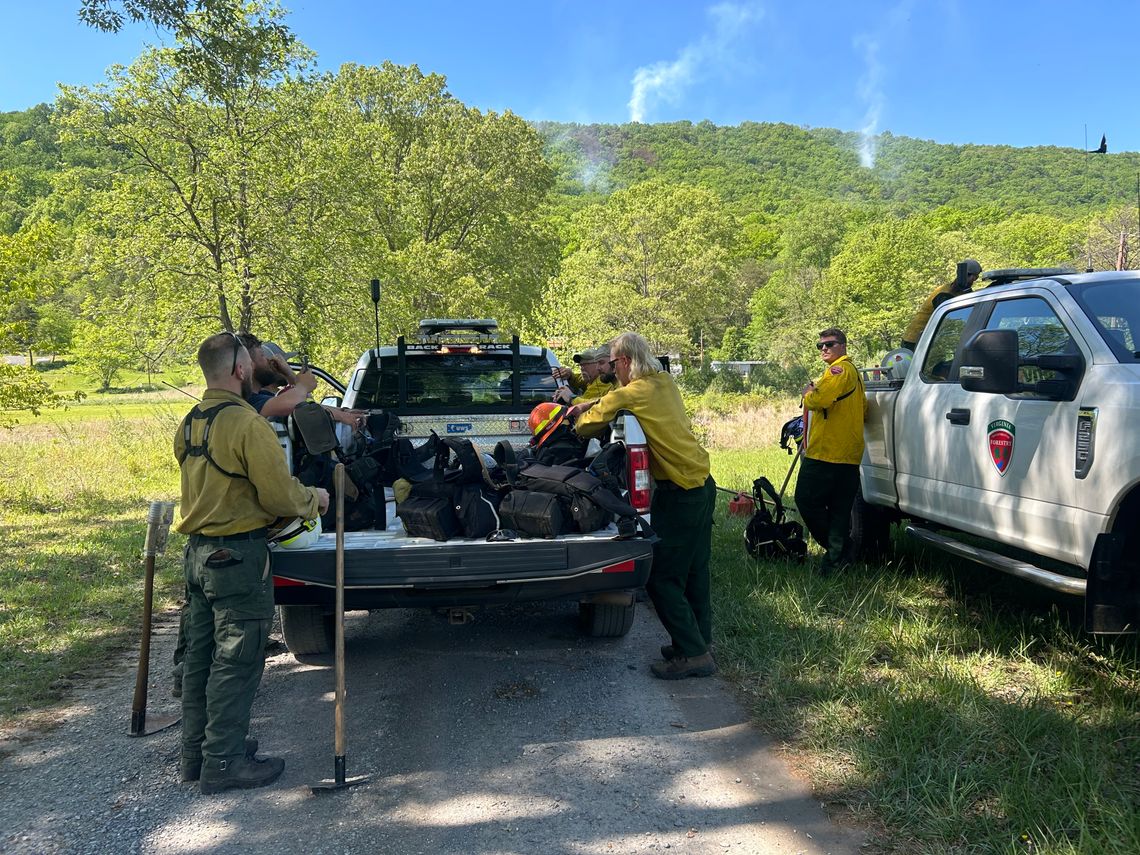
left=0, top=601, right=866, bottom=854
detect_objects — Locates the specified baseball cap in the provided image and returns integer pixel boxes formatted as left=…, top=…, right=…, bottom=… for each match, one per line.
left=261, top=341, right=298, bottom=361
left=572, top=345, right=610, bottom=364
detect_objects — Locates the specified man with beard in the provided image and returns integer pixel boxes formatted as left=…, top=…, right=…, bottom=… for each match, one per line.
left=553, top=345, right=618, bottom=406
left=237, top=334, right=364, bottom=429
left=171, top=333, right=363, bottom=700
left=174, top=333, right=328, bottom=793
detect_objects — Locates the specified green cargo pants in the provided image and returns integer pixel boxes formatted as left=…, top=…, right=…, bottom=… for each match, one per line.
left=648, top=476, right=716, bottom=659
left=181, top=533, right=273, bottom=767
left=794, top=457, right=860, bottom=572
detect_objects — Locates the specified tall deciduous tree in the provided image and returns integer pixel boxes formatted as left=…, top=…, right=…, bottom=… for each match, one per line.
left=59, top=0, right=310, bottom=334
left=543, top=179, right=742, bottom=357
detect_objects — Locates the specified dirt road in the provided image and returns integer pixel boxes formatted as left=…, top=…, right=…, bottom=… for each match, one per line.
left=0, top=602, right=866, bottom=854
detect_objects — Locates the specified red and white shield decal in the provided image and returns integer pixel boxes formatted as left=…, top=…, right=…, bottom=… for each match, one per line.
left=987, top=419, right=1015, bottom=476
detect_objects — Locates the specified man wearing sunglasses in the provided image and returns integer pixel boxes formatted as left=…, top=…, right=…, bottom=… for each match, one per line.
left=794, top=327, right=865, bottom=576
left=553, top=345, right=617, bottom=405
left=175, top=333, right=329, bottom=794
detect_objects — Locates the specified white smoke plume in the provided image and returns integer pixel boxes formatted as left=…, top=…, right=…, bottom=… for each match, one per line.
left=853, top=0, right=912, bottom=169
left=628, top=2, right=764, bottom=124
left=855, top=34, right=883, bottom=168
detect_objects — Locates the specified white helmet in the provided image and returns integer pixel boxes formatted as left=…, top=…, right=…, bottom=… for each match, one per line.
left=269, top=516, right=322, bottom=550
left=880, top=348, right=913, bottom=380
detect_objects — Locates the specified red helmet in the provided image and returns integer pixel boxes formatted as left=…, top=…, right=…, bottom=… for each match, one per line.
left=528, top=402, right=568, bottom=448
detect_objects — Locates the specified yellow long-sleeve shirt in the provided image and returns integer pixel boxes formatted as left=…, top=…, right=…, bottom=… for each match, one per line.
left=902, top=281, right=971, bottom=345
left=572, top=376, right=617, bottom=405
left=802, top=355, right=865, bottom=465
left=174, top=390, right=320, bottom=536
left=575, top=371, right=709, bottom=489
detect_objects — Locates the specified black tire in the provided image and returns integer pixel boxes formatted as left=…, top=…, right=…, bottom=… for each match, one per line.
left=278, top=605, right=334, bottom=656
left=849, top=486, right=892, bottom=562
left=580, top=601, right=636, bottom=638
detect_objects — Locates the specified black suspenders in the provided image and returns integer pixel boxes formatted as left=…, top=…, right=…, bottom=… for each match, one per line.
left=176, top=402, right=247, bottom=479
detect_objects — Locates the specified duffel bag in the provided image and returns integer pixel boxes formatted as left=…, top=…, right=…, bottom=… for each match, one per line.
left=499, top=490, right=570, bottom=539
left=455, top=485, right=502, bottom=539
left=396, top=496, right=460, bottom=542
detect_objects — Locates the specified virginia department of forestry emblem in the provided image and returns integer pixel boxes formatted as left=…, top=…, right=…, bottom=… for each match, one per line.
left=987, top=419, right=1015, bottom=476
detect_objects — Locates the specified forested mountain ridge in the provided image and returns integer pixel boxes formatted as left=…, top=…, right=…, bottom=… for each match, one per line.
left=539, top=120, right=1140, bottom=215
left=6, top=104, right=1137, bottom=237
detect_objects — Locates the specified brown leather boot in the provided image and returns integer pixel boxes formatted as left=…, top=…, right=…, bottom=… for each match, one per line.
left=650, top=652, right=717, bottom=680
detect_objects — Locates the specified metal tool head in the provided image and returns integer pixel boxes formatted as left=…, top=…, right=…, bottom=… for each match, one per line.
left=311, top=756, right=368, bottom=793
left=128, top=711, right=180, bottom=737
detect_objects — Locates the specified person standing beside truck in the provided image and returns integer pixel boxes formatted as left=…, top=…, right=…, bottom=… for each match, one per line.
left=570, top=332, right=717, bottom=680
left=795, top=327, right=866, bottom=575
left=175, top=333, right=328, bottom=794
left=900, top=259, right=982, bottom=350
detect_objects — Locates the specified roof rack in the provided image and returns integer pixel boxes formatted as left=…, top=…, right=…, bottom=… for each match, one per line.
left=981, top=268, right=1078, bottom=289
left=417, top=318, right=500, bottom=343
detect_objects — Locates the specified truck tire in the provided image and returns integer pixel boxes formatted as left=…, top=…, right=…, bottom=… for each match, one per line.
left=849, top=487, right=892, bottom=562
left=580, top=601, right=636, bottom=638
left=278, top=605, right=334, bottom=656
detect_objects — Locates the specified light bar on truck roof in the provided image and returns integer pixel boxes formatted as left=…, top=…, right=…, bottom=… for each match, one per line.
left=418, top=318, right=499, bottom=338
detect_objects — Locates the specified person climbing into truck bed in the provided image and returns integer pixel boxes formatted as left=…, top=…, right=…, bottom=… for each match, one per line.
left=900, top=259, right=982, bottom=350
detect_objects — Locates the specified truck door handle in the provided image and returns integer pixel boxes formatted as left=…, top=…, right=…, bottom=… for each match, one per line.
left=946, top=408, right=971, bottom=425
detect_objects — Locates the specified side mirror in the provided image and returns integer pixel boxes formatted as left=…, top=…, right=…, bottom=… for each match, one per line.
left=959, top=329, right=1018, bottom=394
left=321, top=395, right=342, bottom=408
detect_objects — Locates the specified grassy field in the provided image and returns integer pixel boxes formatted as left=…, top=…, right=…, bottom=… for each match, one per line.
left=1, top=395, right=1138, bottom=853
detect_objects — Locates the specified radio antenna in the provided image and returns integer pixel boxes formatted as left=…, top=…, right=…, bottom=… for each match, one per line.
left=1084, top=125, right=1094, bottom=272
left=370, top=279, right=381, bottom=353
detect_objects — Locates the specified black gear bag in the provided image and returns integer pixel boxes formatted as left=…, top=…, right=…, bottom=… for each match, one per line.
left=744, top=476, right=806, bottom=561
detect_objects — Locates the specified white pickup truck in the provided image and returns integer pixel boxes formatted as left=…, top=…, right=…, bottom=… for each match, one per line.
left=857, top=270, right=1140, bottom=633
left=270, top=320, right=656, bottom=655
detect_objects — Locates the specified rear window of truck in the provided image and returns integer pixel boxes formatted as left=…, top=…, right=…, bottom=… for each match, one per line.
left=1069, top=279, right=1140, bottom=362
left=352, top=353, right=559, bottom=411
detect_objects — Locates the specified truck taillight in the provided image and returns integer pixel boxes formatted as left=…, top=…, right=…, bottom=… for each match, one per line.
left=627, top=444, right=651, bottom=512
left=273, top=576, right=305, bottom=587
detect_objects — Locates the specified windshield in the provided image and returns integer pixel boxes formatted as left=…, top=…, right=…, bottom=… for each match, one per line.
left=1068, top=279, right=1140, bottom=362
left=352, top=352, right=559, bottom=412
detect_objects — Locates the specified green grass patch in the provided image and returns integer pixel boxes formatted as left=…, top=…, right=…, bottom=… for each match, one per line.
left=0, top=405, right=185, bottom=720
left=707, top=450, right=1140, bottom=854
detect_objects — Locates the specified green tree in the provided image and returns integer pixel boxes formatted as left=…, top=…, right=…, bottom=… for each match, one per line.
left=543, top=179, right=742, bottom=357
left=0, top=364, right=69, bottom=427
left=0, top=220, right=59, bottom=363
left=59, top=0, right=312, bottom=335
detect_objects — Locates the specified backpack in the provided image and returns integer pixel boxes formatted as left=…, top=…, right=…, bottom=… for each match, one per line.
left=507, top=463, right=651, bottom=539
left=744, top=476, right=806, bottom=561
left=396, top=438, right=502, bottom=540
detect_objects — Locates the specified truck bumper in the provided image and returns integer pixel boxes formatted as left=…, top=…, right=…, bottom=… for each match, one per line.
left=270, top=532, right=654, bottom=610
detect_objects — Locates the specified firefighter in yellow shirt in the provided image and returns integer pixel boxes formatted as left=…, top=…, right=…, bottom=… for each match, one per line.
left=571, top=332, right=717, bottom=680
left=794, top=327, right=866, bottom=575
left=553, top=345, right=617, bottom=405
left=175, top=333, right=328, bottom=794
left=900, top=259, right=981, bottom=350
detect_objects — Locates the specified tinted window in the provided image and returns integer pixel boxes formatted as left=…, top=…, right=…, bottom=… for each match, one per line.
left=920, top=307, right=972, bottom=382
left=353, top=353, right=557, bottom=410
left=1069, top=280, right=1139, bottom=362
left=984, top=297, right=1077, bottom=395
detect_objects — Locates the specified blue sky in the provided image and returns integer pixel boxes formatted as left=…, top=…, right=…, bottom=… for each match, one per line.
left=2, top=0, right=1138, bottom=154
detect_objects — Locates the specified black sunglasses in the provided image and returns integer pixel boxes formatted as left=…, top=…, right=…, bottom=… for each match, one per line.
left=224, top=332, right=242, bottom=375
left=816, top=340, right=842, bottom=351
